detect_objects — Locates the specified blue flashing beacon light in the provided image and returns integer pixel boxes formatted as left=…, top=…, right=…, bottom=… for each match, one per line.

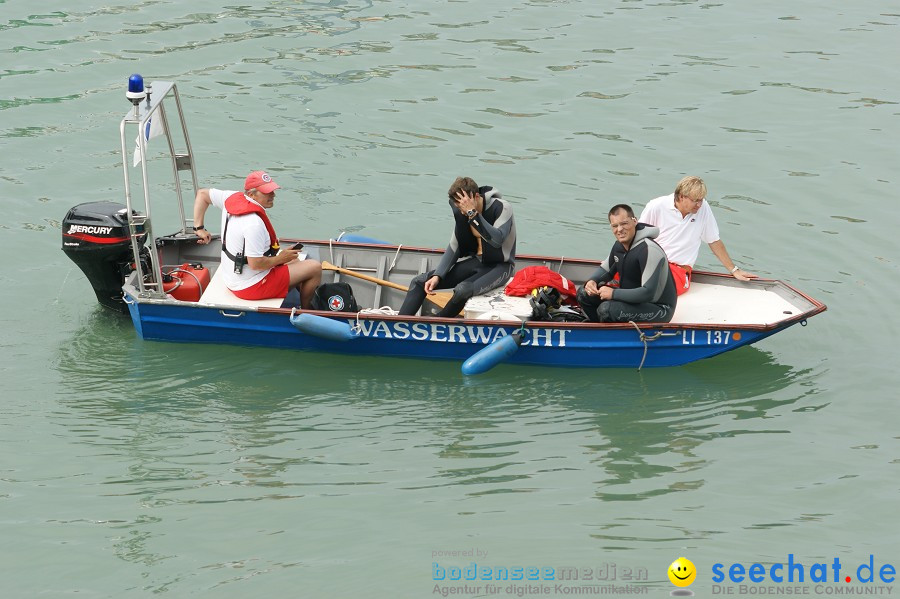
left=127, top=74, right=144, bottom=95
left=126, top=74, right=145, bottom=116
left=126, top=74, right=144, bottom=101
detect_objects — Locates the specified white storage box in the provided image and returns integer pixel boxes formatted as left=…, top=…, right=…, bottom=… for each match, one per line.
left=463, top=286, right=533, bottom=322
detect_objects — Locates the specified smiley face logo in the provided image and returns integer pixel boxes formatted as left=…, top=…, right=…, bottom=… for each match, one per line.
left=668, top=557, right=696, bottom=587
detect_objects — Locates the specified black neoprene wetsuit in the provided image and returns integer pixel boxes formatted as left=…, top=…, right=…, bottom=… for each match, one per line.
left=399, top=186, right=516, bottom=317
left=576, top=223, right=677, bottom=323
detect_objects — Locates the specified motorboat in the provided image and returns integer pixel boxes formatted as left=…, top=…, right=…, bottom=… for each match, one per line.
left=61, top=77, right=826, bottom=373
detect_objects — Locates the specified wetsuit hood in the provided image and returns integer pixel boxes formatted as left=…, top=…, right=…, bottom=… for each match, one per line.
left=632, top=222, right=660, bottom=245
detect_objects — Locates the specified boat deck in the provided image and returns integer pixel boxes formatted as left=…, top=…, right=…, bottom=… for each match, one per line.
left=197, top=263, right=808, bottom=328
left=198, top=266, right=284, bottom=309
left=669, top=281, right=804, bottom=325
left=463, top=280, right=805, bottom=326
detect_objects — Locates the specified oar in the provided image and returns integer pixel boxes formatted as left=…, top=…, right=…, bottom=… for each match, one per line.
left=321, top=261, right=457, bottom=312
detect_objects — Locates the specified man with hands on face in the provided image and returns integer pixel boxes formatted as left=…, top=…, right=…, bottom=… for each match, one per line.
left=193, top=170, right=321, bottom=308
left=399, top=176, right=516, bottom=317
left=576, top=204, right=677, bottom=324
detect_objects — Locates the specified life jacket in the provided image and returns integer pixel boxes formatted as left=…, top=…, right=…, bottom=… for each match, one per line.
left=222, top=192, right=280, bottom=267
left=504, top=265, right=577, bottom=299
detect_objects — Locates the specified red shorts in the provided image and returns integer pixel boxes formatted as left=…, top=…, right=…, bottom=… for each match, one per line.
left=669, top=263, right=692, bottom=296
left=232, top=264, right=290, bottom=300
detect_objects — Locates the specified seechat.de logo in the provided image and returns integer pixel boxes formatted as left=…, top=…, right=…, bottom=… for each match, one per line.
left=711, top=554, right=896, bottom=585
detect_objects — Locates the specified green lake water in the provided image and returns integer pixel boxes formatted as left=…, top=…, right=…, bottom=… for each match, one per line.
left=1, top=1, right=899, bottom=597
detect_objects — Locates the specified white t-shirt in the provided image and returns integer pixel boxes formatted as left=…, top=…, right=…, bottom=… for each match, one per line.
left=209, top=189, right=274, bottom=290
left=638, top=193, right=720, bottom=267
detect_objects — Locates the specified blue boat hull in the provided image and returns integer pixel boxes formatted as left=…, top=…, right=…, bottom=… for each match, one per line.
left=127, top=296, right=785, bottom=369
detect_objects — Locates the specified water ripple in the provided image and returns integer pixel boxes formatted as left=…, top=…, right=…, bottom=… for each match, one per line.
left=2, top=0, right=894, bottom=593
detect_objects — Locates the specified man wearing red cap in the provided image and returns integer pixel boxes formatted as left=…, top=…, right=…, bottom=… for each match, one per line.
left=193, top=171, right=321, bottom=307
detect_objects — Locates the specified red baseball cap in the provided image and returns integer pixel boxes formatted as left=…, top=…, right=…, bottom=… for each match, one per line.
left=244, top=170, right=281, bottom=194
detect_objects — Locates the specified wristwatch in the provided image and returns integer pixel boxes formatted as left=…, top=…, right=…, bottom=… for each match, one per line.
left=466, top=209, right=477, bottom=219
left=730, top=265, right=740, bottom=273
left=192, top=225, right=205, bottom=231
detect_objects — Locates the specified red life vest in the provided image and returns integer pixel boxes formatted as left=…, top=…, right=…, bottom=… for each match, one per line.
left=224, top=192, right=279, bottom=252
left=504, top=265, right=577, bottom=298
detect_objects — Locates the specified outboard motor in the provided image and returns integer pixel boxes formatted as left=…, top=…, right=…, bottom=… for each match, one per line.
left=61, top=201, right=147, bottom=313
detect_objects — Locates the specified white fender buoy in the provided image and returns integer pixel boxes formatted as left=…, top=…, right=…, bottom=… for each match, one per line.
left=462, top=330, right=524, bottom=375
left=290, top=312, right=358, bottom=342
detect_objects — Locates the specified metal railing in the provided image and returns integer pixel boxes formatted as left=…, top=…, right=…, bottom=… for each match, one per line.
left=118, top=81, right=199, bottom=298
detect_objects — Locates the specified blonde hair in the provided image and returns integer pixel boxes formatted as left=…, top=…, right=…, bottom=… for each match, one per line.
left=674, top=176, right=707, bottom=201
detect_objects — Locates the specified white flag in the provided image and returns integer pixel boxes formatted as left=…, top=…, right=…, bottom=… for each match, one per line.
left=132, top=116, right=165, bottom=167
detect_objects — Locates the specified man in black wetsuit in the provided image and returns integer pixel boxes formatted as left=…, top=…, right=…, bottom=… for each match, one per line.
left=399, top=176, right=516, bottom=317
left=577, top=204, right=677, bottom=323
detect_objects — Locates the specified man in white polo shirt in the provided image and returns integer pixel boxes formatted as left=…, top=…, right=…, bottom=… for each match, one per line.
left=639, top=176, right=757, bottom=294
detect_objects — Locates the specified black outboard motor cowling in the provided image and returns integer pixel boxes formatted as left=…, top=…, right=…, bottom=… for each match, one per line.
left=62, top=201, right=146, bottom=313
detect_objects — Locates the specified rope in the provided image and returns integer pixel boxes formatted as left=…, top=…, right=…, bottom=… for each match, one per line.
left=388, top=244, right=403, bottom=272
left=352, top=307, right=398, bottom=334
left=53, top=267, right=74, bottom=306
left=628, top=321, right=677, bottom=371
